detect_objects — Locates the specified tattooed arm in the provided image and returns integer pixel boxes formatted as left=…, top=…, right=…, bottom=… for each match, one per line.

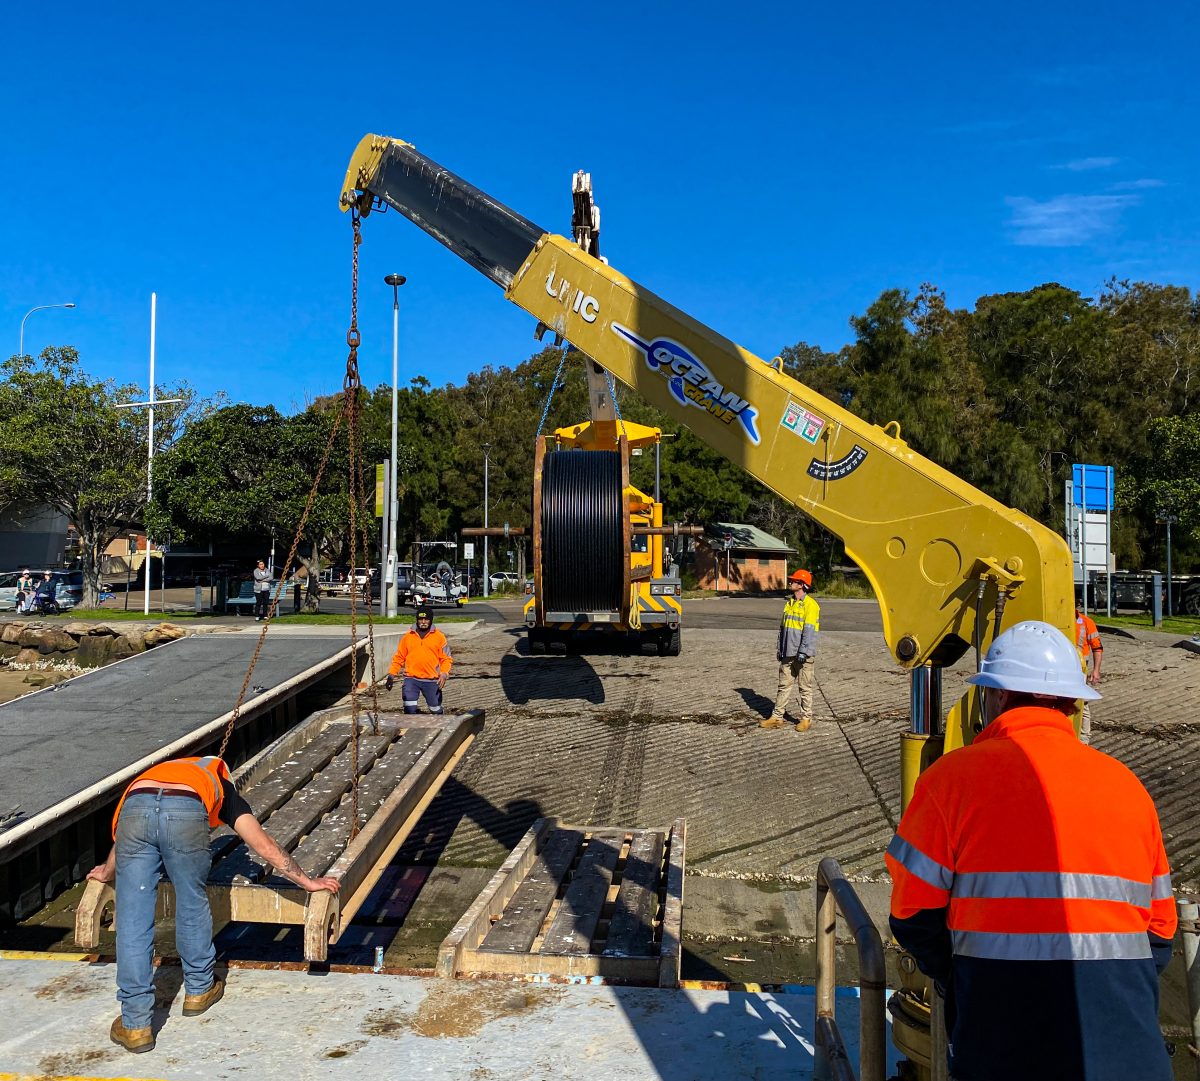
left=231, top=813, right=340, bottom=894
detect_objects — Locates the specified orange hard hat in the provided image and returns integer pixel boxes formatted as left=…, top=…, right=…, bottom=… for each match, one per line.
left=789, top=569, right=812, bottom=587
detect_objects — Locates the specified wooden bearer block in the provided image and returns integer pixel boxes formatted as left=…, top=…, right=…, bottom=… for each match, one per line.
left=480, top=827, right=584, bottom=953
left=539, top=831, right=625, bottom=955
left=435, top=818, right=555, bottom=979
left=439, top=817, right=686, bottom=987
left=603, top=829, right=665, bottom=959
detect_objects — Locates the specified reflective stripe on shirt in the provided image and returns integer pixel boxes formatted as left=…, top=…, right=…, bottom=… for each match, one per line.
left=887, top=834, right=953, bottom=891
left=952, top=929, right=1152, bottom=961
left=951, top=870, right=1152, bottom=906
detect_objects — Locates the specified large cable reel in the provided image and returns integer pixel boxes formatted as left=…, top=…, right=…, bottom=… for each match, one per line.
left=532, top=435, right=633, bottom=627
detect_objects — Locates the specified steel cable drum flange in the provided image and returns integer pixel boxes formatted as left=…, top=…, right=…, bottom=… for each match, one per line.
left=541, top=450, right=624, bottom=614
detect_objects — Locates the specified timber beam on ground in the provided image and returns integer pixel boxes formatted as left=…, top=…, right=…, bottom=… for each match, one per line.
left=75, top=707, right=484, bottom=962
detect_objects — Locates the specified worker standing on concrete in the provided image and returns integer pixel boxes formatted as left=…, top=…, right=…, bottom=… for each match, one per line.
left=1075, top=606, right=1103, bottom=745
left=251, top=559, right=272, bottom=621
left=762, top=568, right=820, bottom=731
left=385, top=605, right=453, bottom=714
left=887, top=621, right=1175, bottom=1081
left=86, top=756, right=340, bottom=1054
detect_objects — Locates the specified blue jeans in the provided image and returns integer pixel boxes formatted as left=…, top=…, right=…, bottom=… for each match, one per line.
left=402, top=676, right=443, bottom=714
left=115, top=792, right=215, bottom=1028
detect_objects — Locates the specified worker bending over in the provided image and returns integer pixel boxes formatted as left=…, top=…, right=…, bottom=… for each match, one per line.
left=386, top=605, right=453, bottom=713
left=888, top=621, right=1174, bottom=1081
left=87, top=755, right=340, bottom=1054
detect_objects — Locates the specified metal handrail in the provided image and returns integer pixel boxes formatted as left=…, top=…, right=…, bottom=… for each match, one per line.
left=815, top=856, right=887, bottom=1081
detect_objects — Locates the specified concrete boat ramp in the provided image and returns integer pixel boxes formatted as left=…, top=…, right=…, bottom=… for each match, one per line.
left=0, top=629, right=397, bottom=920
left=0, top=953, right=896, bottom=1079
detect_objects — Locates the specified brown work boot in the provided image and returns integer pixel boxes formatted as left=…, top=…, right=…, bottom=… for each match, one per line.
left=110, top=1016, right=154, bottom=1053
left=794, top=718, right=812, bottom=732
left=759, top=716, right=787, bottom=730
left=182, top=976, right=225, bottom=1016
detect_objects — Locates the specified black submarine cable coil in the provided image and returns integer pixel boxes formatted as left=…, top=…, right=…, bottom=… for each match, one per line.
left=540, top=450, right=624, bottom=614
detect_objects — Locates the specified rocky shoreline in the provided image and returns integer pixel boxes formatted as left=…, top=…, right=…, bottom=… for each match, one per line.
left=0, top=619, right=188, bottom=669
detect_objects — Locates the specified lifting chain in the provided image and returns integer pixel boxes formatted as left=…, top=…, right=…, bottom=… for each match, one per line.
left=219, top=209, right=381, bottom=852
left=536, top=346, right=570, bottom=437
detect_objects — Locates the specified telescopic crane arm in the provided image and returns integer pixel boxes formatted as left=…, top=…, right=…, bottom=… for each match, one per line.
left=341, top=135, right=1075, bottom=748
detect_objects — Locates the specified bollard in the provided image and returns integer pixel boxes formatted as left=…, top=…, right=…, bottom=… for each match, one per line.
left=1180, top=899, right=1200, bottom=1081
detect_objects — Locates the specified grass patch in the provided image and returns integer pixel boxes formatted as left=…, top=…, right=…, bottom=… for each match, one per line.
left=1090, top=612, right=1200, bottom=636
left=819, top=572, right=876, bottom=600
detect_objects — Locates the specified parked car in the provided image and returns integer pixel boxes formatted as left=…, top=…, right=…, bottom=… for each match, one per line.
left=488, top=571, right=520, bottom=590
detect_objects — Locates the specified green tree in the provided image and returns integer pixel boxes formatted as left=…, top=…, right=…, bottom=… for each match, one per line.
left=0, top=349, right=193, bottom=606
left=1121, top=415, right=1200, bottom=570
left=149, top=403, right=357, bottom=606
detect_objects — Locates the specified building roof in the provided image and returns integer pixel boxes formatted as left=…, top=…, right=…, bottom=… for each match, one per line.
left=704, top=522, right=796, bottom=553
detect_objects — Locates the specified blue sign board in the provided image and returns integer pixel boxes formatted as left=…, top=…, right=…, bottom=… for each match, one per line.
left=1071, top=464, right=1114, bottom=511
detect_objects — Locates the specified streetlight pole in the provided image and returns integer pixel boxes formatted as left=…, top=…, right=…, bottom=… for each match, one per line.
left=1158, top=512, right=1178, bottom=617
left=384, top=274, right=406, bottom=617
left=482, top=444, right=491, bottom=599
left=115, top=294, right=182, bottom=614
left=19, top=302, right=76, bottom=357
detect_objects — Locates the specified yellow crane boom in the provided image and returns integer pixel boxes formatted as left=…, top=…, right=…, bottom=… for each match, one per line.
left=340, top=134, right=1075, bottom=752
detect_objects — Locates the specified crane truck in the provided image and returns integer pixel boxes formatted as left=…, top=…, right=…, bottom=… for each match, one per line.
left=340, top=135, right=1076, bottom=1079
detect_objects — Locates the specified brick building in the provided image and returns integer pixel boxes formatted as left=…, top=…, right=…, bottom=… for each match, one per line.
left=695, top=522, right=795, bottom=593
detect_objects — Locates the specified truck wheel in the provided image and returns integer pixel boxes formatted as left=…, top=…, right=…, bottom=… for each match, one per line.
left=528, top=630, right=547, bottom=655
left=658, top=628, right=681, bottom=657
left=1181, top=584, right=1200, bottom=618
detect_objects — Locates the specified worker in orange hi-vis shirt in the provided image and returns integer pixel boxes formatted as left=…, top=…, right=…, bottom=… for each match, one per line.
left=887, top=621, right=1174, bottom=1081
left=385, top=605, right=453, bottom=713
left=1075, top=607, right=1103, bottom=745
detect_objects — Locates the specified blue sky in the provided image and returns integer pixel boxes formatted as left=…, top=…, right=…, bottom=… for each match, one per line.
left=2, top=3, right=1196, bottom=413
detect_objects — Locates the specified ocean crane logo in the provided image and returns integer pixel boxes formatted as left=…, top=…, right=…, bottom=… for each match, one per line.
left=610, top=323, right=761, bottom=444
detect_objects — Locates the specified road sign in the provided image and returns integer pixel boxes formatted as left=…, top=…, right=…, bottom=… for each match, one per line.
left=463, top=542, right=475, bottom=559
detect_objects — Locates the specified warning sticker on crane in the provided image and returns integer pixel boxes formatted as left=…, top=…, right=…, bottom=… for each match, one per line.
left=781, top=400, right=825, bottom=444
left=611, top=323, right=761, bottom=444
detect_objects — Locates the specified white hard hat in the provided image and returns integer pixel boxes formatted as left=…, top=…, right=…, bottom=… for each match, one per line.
left=966, top=620, right=1100, bottom=700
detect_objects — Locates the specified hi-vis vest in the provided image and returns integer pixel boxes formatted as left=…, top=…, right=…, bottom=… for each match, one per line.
left=111, top=756, right=230, bottom=838
left=888, top=706, right=1175, bottom=961
left=778, top=594, right=820, bottom=659
left=1075, top=611, right=1102, bottom=660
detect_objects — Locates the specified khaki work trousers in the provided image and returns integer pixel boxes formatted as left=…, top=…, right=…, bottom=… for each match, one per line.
left=772, top=655, right=815, bottom=721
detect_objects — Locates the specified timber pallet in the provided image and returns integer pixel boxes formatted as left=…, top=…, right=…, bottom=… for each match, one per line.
left=76, top=706, right=483, bottom=962
left=438, top=816, right=685, bottom=987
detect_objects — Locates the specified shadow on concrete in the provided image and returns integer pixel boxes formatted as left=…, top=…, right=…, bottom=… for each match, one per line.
left=395, top=777, right=541, bottom=867
left=735, top=685, right=774, bottom=717
left=612, top=983, right=816, bottom=1080
left=499, top=651, right=605, bottom=705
